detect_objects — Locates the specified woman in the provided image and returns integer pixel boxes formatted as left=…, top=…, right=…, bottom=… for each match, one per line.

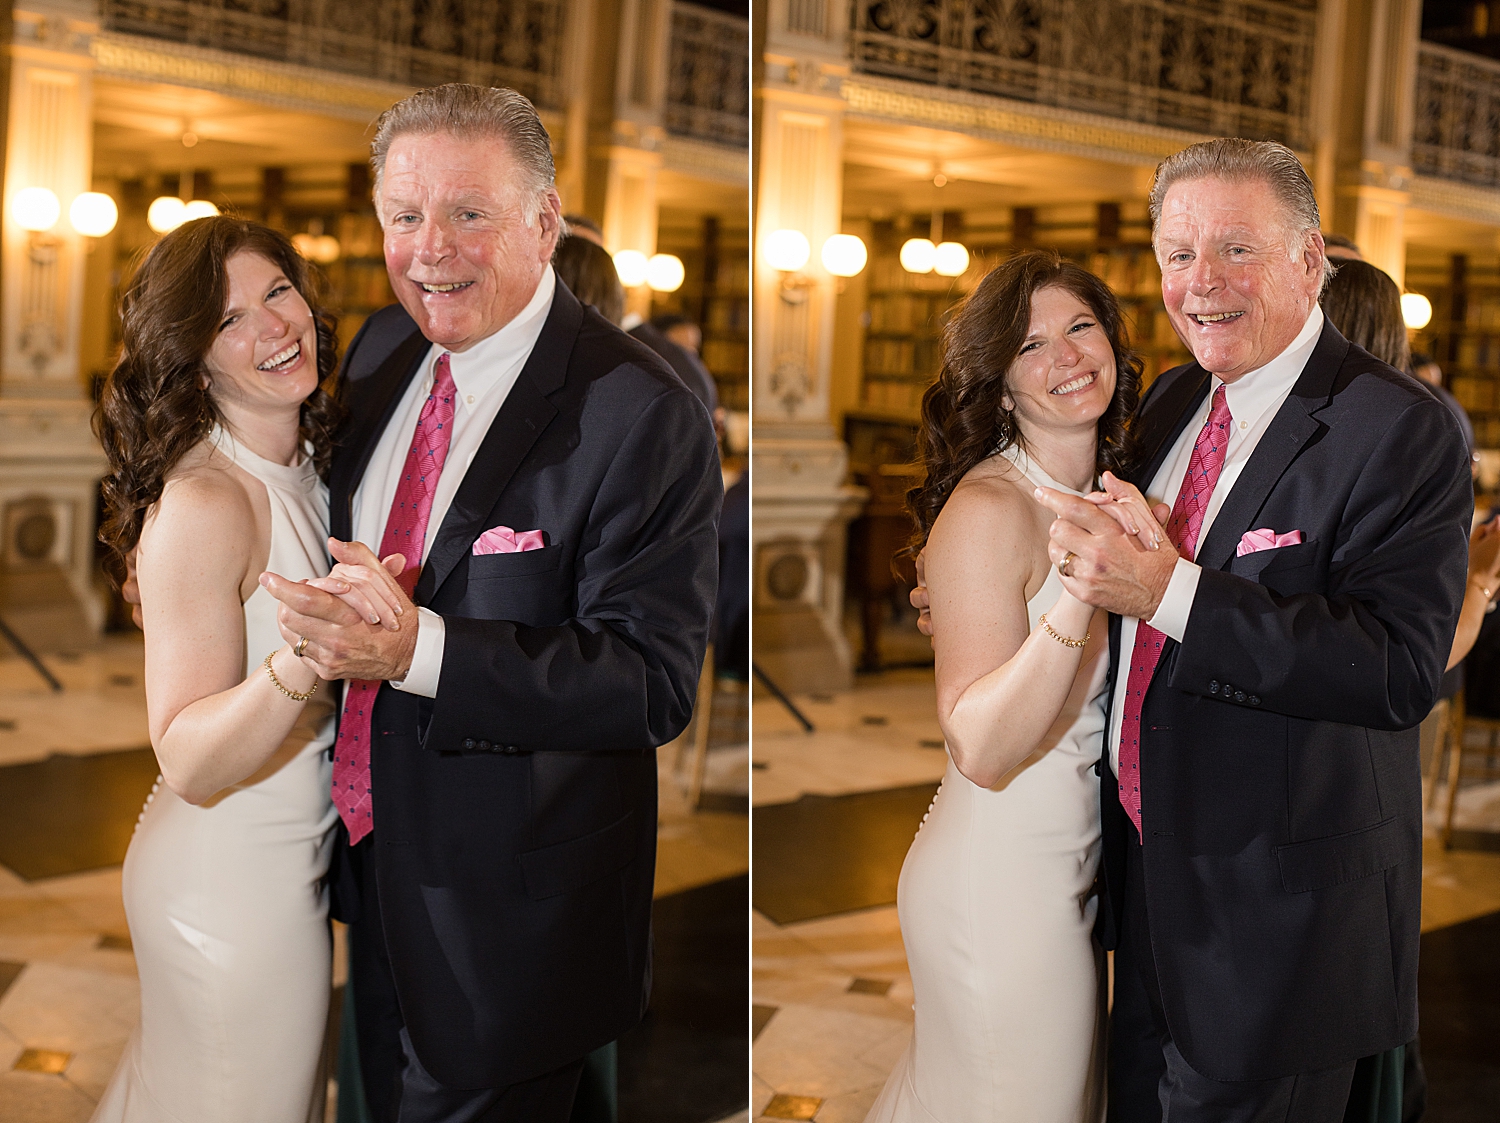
left=866, top=251, right=1155, bottom=1123
left=91, top=217, right=397, bottom=1121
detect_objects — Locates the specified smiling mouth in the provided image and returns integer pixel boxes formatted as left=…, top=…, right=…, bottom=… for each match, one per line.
left=256, top=341, right=301, bottom=371
left=1050, top=371, right=1097, bottom=396
left=1190, top=311, right=1245, bottom=325
left=418, top=281, right=473, bottom=294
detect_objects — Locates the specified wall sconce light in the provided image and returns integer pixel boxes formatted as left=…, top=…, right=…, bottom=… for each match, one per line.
left=900, top=237, right=935, bottom=273
left=184, top=199, right=220, bottom=221
left=646, top=253, right=685, bottom=292
left=292, top=219, right=340, bottom=264
left=934, top=241, right=970, bottom=277
left=69, top=192, right=118, bottom=238
left=147, top=196, right=186, bottom=233
left=821, top=234, right=868, bottom=278
left=1401, top=292, right=1433, bottom=330
left=613, top=249, right=649, bottom=288
left=764, top=229, right=811, bottom=272
left=12, top=187, right=60, bottom=233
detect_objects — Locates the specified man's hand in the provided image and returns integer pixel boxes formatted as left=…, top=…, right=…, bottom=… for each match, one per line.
left=910, top=549, right=933, bottom=641
left=1036, top=475, right=1179, bottom=620
left=262, top=539, right=419, bottom=682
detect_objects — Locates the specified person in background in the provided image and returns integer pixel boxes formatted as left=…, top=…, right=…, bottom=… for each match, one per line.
left=561, top=213, right=605, bottom=247
left=553, top=233, right=626, bottom=326
left=1322, top=232, right=1364, bottom=261
left=654, top=312, right=703, bottom=357
left=1412, top=351, right=1478, bottom=477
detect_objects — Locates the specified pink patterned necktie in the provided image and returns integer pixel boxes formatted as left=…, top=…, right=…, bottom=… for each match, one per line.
left=332, top=353, right=456, bottom=844
left=1117, top=384, right=1232, bottom=838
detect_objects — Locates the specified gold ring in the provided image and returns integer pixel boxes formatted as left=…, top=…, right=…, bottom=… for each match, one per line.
left=293, top=635, right=309, bottom=658
left=1058, top=551, right=1078, bottom=578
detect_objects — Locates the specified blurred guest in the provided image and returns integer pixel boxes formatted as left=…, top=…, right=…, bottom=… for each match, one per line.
left=553, top=233, right=626, bottom=326
left=653, top=312, right=703, bottom=356
left=561, top=213, right=605, bottom=247
left=1412, top=351, right=1477, bottom=476
left=1323, top=232, right=1364, bottom=261
left=1320, top=258, right=1409, bottom=371
left=629, top=316, right=718, bottom=420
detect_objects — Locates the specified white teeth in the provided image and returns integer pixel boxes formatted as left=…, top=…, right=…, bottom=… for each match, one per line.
left=257, top=342, right=300, bottom=371
left=1192, top=311, right=1244, bottom=324
left=419, top=281, right=471, bottom=293
left=1051, top=373, right=1096, bottom=395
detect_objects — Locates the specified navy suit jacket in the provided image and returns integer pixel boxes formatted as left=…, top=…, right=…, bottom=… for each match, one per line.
left=1098, top=319, right=1471, bottom=1080
left=328, top=281, right=721, bottom=1087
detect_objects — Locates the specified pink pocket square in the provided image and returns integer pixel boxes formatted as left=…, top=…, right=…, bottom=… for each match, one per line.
left=1236, top=528, right=1304, bottom=557
left=472, top=526, right=547, bottom=555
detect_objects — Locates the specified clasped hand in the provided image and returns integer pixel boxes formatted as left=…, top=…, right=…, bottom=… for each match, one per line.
left=260, top=538, right=419, bottom=682
left=1036, top=472, right=1178, bottom=620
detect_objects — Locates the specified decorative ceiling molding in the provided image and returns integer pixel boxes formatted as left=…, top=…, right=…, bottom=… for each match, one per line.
left=1409, top=174, right=1500, bottom=227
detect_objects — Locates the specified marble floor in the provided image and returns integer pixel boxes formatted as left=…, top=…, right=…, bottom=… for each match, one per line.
left=750, top=671, right=1500, bottom=1122
left=0, top=640, right=749, bottom=1122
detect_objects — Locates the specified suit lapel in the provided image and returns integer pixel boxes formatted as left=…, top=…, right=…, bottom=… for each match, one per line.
left=330, top=328, right=430, bottom=541
left=1131, top=367, right=1211, bottom=490
left=413, top=285, right=584, bottom=604
left=1193, top=320, right=1349, bottom=573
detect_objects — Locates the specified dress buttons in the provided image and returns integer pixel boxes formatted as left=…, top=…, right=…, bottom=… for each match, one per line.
left=1234, top=691, right=1246, bottom=702
left=463, top=738, right=476, bottom=750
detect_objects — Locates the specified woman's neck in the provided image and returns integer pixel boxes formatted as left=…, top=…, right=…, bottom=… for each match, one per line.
left=213, top=402, right=302, bottom=466
left=1013, top=424, right=1097, bottom=493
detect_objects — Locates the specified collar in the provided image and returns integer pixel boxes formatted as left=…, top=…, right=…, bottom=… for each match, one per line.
left=428, top=265, right=556, bottom=414
left=1214, top=304, right=1323, bottom=431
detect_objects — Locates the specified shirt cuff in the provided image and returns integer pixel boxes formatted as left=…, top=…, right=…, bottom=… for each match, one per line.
left=391, top=607, right=444, bottom=698
left=1145, top=558, right=1201, bottom=643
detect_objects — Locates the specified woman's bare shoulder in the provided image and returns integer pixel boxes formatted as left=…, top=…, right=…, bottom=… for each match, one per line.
left=930, top=455, right=1037, bottom=545
left=142, top=443, right=256, bottom=559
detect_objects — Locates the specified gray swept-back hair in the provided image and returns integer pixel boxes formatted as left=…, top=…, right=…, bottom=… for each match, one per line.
left=371, top=83, right=558, bottom=223
left=1149, top=138, right=1332, bottom=291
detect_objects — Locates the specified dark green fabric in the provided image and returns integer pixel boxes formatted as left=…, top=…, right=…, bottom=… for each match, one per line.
left=1343, top=1045, right=1404, bottom=1123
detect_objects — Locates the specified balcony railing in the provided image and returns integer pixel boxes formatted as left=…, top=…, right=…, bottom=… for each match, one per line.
left=850, top=0, right=1318, bottom=149
left=1414, top=41, right=1500, bottom=191
left=667, top=2, right=749, bottom=148
left=100, top=0, right=568, bottom=109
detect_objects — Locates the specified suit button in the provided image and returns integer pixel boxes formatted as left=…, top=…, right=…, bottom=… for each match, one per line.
left=1249, top=695, right=1260, bottom=706
left=1223, top=683, right=1233, bottom=696
left=463, top=738, right=476, bottom=750
left=503, top=745, right=518, bottom=754
left=478, top=739, right=492, bottom=751
left=1234, top=691, right=1246, bottom=702
left=1209, top=682, right=1219, bottom=694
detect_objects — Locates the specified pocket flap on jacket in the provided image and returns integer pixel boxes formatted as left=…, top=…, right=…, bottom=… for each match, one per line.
left=468, top=543, right=564, bottom=579
left=1275, top=816, right=1403, bottom=894
left=518, top=809, right=636, bottom=900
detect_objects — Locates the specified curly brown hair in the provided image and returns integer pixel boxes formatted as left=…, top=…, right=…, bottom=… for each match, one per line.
left=95, top=216, right=344, bottom=587
left=907, top=249, right=1142, bottom=554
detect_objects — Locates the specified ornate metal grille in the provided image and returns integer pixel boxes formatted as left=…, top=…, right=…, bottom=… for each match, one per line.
left=850, top=0, right=1318, bottom=149
left=667, top=2, right=749, bottom=147
left=1414, top=42, right=1500, bottom=190
left=100, top=0, right=568, bottom=109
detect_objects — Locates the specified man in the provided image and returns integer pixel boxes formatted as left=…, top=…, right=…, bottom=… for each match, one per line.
left=263, top=84, right=720, bottom=1122
left=1040, top=139, right=1470, bottom=1120
left=913, top=139, right=1469, bottom=1120
left=1412, top=350, right=1477, bottom=476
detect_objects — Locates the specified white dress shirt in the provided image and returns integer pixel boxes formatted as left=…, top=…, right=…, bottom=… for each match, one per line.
left=351, top=266, right=557, bottom=697
left=1106, top=305, right=1324, bottom=774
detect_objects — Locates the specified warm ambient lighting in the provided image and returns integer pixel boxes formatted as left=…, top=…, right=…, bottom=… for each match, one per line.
left=292, top=232, right=341, bottom=265
left=900, top=237, right=936, bottom=274
left=934, top=241, right=970, bottom=277
left=1402, top=292, right=1433, bottom=330
left=646, top=253, right=685, bottom=293
left=764, top=229, right=811, bottom=273
left=821, top=234, right=868, bottom=277
left=183, top=199, right=220, bottom=221
left=147, top=196, right=186, bottom=233
left=12, top=187, right=60, bottom=232
left=69, top=192, right=118, bottom=238
left=613, top=250, right=649, bottom=287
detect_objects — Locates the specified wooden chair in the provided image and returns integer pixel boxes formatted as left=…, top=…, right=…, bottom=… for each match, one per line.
left=1429, top=690, right=1500, bottom=848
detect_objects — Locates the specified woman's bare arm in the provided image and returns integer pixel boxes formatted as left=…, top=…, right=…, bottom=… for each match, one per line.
left=928, top=476, right=1102, bottom=788
left=138, top=470, right=320, bottom=804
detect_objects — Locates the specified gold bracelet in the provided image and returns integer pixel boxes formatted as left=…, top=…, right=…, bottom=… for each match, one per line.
left=263, top=651, right=318, bottom=702
left=1039, top=613, right=1089, bottom=649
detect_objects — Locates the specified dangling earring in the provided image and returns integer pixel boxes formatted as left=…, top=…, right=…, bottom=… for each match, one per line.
left=994, top=407, right=1014, bottom=451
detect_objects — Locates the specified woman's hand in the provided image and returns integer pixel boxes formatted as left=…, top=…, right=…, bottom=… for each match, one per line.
left=1470, top=515, right=1500, bottom=596
left=1083, top=471, right=1170, bottom=553
left=304, top=553, right=407, bottom=630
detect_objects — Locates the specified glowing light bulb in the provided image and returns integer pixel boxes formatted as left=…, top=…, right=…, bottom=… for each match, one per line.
left=613, top=250, right=649, bottom=287
left=900, top=238, right=936, bottom=274
left=69, top=192, right=118, bottom=238
left=147, top=196, right=186, bottom=234
left=934, top=241, right=970, bottom=277
left=1401, top=292, right=1433, bottom=330
left=183, top=199, right=220, bottom=221
left=646, top=253, right=685, bottom=292
left=12, top=187, right=60, bottom=232
left=764, top=229, right=811, bottom=272
left=821, top=234, right=868, bottom=277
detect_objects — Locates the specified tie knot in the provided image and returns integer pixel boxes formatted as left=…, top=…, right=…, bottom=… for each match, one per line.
left=1210, top=383, right=1232, bottom=429
left=433, top=352, right=455, bottom=397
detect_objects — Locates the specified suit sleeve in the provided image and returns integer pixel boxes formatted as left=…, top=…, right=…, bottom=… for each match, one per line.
left=426, top=387, right=722, bottom=752
left=1165, top=395, right=1472, bottom=729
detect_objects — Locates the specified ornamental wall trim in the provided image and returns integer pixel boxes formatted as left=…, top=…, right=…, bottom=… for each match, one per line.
left=1413, top=40, right=1500, bottom=193
left=667, top=1, right=749, bottom=148
left=842, top=74, right=1223, bottom=167
left=1408, top=173, right=1500, bottom=227
left=661, top=134, right=750, bottom=184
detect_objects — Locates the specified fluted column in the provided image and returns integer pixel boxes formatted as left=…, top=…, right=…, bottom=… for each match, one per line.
left=752, top=0, right=865, bottom=693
